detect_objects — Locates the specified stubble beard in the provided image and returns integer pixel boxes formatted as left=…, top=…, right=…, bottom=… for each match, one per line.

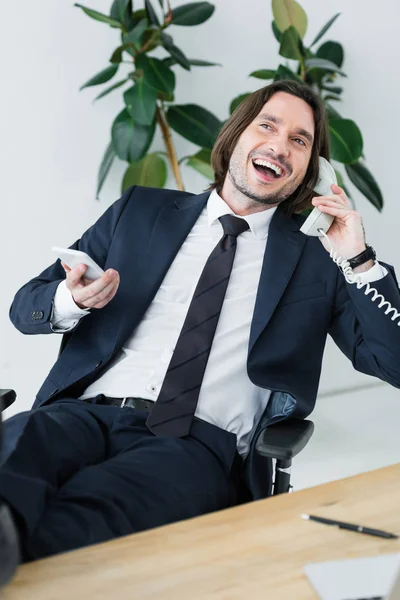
left=228, top=151, right=302, bottom=208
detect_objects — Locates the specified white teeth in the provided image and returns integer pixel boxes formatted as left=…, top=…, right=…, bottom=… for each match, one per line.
left=253, top=159, right=282, bottom=176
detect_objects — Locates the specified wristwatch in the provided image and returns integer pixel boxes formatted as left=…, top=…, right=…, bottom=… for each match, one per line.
left=348, top=244, right=376, bottom=269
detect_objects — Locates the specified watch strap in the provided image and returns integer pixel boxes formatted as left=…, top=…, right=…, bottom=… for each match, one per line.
left=348, top=244, right=376, bottom=269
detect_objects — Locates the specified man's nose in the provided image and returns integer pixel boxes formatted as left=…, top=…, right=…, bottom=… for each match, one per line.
left=267, top=136, right=290, bottom=158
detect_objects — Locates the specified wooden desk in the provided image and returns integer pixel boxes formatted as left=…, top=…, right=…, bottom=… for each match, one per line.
left=3, top=463, right=400, bottom=599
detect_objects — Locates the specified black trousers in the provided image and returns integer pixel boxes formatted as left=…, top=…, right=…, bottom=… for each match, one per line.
left=0, top=398, right=246, bottom=561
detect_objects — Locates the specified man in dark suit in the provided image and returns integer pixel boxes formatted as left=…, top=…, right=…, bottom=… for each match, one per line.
left=1, top=80, right=400, bottom=573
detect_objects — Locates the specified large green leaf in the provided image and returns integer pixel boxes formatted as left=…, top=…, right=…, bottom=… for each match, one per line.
left=306, top=57, right=346, bottom=76
left=171, top=2, right=215, bottom=26
left=144, top=0, right=160, bottom=26
left=80, top=64, right=119, bottom=90
left=316, top=41, right=344, bottom=68
left=325, top=103, right=342, bottom=120
left=111, top=108, right=156, bottom=162
left=271, top=20, right=282, bottom=42
left=272, top=0, right=307, bottom=39
left=274, top=64, right=302, bottom=82
left=230, top=93, right=251, bottom=114
left=135, top=55, right=175, bottom=94
left=345, top=161, right=383, bottom=210
left=122, top=153, right=167, bottom=191
left=93, top=78, right=128, bottom=101
left=249, top=69, right=276, bottom=80
left=329, top=118, right=363, bottom=164
left=96, top=141, right=115, bottom=199
left=187, top=149, right=213, bottom=180
left=161, top=33, right=191, bottom=70
left=74, top=4, right=122, bottom=28
left=110, top=0, right=131, bottom=23
left=123, top=80, right=157, bottom=125
left=279, top=25, right=303, bottom=60
left=310, top=13, right=341, bottom=47
left=167, top=104, right=221, bottom=149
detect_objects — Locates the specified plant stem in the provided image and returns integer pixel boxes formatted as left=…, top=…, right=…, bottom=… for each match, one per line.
left=299, top=56, right=306, bottom=81
left=156, top=103, right=184, bottom=191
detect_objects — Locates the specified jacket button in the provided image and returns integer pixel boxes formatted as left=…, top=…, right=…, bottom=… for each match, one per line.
left=31, top=310, right=44, bottom=320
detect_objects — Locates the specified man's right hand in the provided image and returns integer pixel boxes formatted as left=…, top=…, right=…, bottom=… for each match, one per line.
left=61, top=262, right=120, bottom=310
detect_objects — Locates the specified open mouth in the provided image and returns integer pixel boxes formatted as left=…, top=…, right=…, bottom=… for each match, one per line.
left=252, top=158, right=285, bottom=182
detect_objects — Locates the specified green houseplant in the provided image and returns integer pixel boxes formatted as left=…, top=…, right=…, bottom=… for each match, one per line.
left=75, top=0, right=222, bottom=197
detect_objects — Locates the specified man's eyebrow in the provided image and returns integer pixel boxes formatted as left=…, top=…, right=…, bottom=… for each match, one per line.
left=294, top=128, right=314, bottom=145
left=256, top=113, right=314, bottom=144
left=257, top=113, right=283, bottom=125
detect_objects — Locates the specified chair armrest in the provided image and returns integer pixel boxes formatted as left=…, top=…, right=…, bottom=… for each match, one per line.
left=0, top=390, right=16, bottom=412
left=255, top=418, right=314, bottom=462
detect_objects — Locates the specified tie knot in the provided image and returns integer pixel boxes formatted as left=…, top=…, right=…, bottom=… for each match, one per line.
left=219, top=214, right=250, bottom=237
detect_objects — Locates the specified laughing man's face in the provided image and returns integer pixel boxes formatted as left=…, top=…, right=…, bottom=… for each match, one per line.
left=226, top=91, right=315, bottom=207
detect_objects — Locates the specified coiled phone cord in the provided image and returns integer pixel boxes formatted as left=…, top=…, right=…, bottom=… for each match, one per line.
left=318, top=229, right=400, bottom=326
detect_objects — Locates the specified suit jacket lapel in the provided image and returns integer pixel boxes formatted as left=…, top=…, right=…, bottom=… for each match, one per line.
left=249, top=206, right=307, bottom=353
left=111, top=190, right=210, bottom=354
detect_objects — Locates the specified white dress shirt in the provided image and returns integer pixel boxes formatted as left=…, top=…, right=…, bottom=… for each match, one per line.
left=51, top=190, right=386, bottom=456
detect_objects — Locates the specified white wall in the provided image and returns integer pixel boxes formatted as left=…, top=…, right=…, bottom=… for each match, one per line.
left=1, top=1, right=399, bottom=479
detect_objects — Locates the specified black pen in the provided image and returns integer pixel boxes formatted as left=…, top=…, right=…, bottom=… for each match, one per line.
left=301, top=514, right=399, bottom=540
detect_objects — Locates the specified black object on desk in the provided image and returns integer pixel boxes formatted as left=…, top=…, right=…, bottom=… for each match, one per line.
left=302, top=514, right=399, bottom=540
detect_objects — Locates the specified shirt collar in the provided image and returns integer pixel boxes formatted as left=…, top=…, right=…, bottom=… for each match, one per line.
left=207, top=189, right=277, bottom=240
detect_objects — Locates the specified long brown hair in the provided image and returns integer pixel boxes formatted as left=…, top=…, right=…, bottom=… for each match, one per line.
left=209, top=80, right=330, bottom=215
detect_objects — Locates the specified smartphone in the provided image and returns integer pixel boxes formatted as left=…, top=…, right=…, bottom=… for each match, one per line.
left=299, top=157, right=336, bottom=237
left=51, top=247, right=104, bottom=280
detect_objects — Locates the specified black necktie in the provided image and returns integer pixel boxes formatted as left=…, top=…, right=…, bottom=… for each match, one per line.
left=146, top=214, right=250, bottom=437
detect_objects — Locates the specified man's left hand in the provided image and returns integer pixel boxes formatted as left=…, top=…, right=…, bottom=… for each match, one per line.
left=312, top=184, right=372, bottom=270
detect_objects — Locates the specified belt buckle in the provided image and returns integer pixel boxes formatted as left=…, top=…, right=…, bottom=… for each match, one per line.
left=120, top=397, right=128, bottom=408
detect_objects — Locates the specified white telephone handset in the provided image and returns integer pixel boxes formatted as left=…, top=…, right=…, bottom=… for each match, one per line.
left=299, top=157, right=400, bottom=327
left=300, top=157, right=336, bottom=236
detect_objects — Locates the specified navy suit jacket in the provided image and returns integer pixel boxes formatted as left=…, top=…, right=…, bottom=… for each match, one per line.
left=9, top=186, right=400, bottom=499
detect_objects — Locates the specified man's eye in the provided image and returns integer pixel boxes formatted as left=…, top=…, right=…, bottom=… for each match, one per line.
left=261, top=123, right=272, bottom=130
left=294, top=138, right=306, bottom=146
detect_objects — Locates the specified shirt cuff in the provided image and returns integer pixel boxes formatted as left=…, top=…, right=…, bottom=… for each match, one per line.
left=354, top=261, right=387, bottom=283
left=50, top=280, right=90, bottom=332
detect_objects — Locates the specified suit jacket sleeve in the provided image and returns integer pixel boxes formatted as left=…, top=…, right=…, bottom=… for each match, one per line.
left=328, top=261, right=400, bottom=388
left=9, top=187, right=134, bottom=335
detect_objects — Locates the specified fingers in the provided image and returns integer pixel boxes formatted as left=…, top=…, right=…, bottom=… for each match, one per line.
left=61, top=261, right=71, bottom=273
left=70, top=269, right=120, bottom=309
left=64, top=263, right=88, bottom=288
left=331, top=184, right=349, bottom=205
left=312, top=184, right=349, bottom=208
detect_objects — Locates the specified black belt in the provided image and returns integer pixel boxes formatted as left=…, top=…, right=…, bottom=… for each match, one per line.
left=85, top=395, right=155, bottom=412
left=84, top=394, right=211, bottom=426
